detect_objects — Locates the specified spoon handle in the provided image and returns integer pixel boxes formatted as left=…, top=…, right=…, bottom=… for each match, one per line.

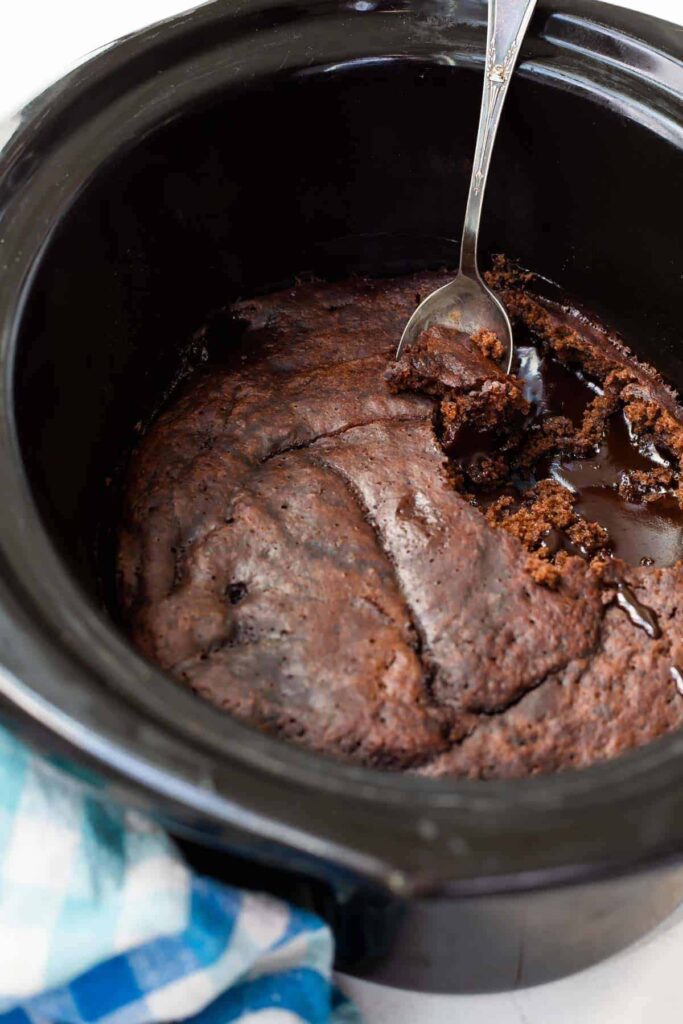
left=459, top=0, right=537, bottom=277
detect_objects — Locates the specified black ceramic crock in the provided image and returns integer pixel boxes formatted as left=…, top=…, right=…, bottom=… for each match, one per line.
left=0, top=0, right=681, bottom=994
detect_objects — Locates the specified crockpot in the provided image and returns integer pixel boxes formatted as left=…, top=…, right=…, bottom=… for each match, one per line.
left=0, top=0, right=681, bottom=994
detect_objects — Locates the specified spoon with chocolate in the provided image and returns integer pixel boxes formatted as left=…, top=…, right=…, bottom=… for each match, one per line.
left=396, top=0, right=537, bottom=367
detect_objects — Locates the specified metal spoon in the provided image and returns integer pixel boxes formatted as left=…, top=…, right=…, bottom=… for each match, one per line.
left=396, top=0, right=537, bottom=370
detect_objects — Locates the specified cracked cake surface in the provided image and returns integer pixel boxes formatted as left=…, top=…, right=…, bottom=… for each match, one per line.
left=117, top=264, right=683, bottom=778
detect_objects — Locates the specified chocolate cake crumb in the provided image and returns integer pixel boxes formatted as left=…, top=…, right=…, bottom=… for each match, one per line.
left=471, top=327, right=505, bottom=362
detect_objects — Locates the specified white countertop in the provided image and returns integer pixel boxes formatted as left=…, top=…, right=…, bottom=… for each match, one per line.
left=1, top=1, right=681, bottom=1022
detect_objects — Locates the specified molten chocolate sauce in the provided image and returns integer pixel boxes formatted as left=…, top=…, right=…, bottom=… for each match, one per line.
left=518, top=345, right=598, bottom=425
left=550, top=415, right=683, bottom=567
left=517, top=346, right=683, bottom=568
left=614, top=582, right=662, bottom=639
left=459, top=339, right=682, bottom=640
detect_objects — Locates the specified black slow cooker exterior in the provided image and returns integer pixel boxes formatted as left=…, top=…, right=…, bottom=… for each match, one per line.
left=0, top=0, right=681, bottom=993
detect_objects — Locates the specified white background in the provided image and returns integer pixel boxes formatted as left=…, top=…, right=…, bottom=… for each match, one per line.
left=1, top=1, right=681, bottom=1022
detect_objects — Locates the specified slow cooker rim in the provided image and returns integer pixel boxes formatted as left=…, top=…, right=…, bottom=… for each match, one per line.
left=0, top=0, right=682, bottom=894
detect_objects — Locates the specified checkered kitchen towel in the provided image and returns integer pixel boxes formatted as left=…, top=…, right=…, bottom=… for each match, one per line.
left=0, top=725, right=359, bottom=1024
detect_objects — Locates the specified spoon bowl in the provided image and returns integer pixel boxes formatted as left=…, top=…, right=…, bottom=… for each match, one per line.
left=397, top=270, right=514, bottom=372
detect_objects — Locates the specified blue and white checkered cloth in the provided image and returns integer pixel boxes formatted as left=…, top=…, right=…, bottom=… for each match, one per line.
left=0, top=725, right=359, bottom=1024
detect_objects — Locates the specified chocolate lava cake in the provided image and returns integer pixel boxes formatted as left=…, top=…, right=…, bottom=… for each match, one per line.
left=117, top=259, right=683, bottom=778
